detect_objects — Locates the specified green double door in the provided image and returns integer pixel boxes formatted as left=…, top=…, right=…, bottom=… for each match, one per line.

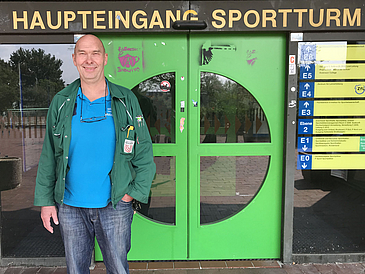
left=97, top=32, right=286, bottom=261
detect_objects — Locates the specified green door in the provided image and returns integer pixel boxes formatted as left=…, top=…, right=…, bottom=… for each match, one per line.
left=96, top=32, right=286, bottom=261
left=188, top=33, right=286, bottom=259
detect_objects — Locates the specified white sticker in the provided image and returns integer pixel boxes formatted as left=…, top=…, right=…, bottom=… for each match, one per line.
left=124, top=139, right=135, bottom=153
left=289, top=55, right=296, bottom=75
left=290, top=33, right=303, bottom=41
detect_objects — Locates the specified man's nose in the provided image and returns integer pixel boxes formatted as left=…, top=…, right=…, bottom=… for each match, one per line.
left=85, top=54, right=94, bottom=63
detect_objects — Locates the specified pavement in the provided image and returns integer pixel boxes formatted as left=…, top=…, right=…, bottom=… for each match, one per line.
left=0, top=261, right=365, bottom=274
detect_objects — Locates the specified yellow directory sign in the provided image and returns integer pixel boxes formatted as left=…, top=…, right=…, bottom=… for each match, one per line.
left=316, top=43, right=347, bottom=61
left=316, top=64, right=365, bottom=79
left=316, top=44, right=365, bottom=61
left=298, top=42, right=365, bottom=170
left=312, top=136, right=365, bottom=152
left=313, top=100, right=365, bottom=116
left=313, top=119, right=365, bottom=135
left=298, top=119, right=365, bottom=135
left=312, top=154, right=365, bottom=169
left=314, top=82, right=365, bottom=98
left=346, top=45, right=365, bottom=61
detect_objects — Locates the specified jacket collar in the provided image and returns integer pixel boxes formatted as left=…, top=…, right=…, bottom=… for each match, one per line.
left=58, top=78, right=126, bottom=99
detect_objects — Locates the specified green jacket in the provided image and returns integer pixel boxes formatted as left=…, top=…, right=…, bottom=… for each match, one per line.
left=34, top=78, right=156, bottom=207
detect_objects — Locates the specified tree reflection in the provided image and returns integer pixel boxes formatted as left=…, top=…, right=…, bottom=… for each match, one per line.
left=132, top=73, right=175, bottom=143
left=200, top=72, right=268, bottom=143
left=8, top=48, right=65, bottom=109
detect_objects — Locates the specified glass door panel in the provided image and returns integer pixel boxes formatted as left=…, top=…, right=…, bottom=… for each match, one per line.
left=200, top=155, right=270, bottom=224
left=200, top=72, right=270, bottom=144
left=132, top=72, right=176, bottom=144
left=0, top=43, right=77, bottom=258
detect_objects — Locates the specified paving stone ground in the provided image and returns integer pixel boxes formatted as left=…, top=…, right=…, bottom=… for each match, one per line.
left=0, top=262, right=365, bottom=274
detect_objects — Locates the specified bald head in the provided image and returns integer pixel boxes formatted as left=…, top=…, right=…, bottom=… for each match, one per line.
left=74, top=34, right=106, bottom=55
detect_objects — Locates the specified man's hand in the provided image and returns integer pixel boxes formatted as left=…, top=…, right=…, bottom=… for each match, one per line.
left=41, top=206, right=59, bottom=234
left=122, top=194, right=134, bottom=202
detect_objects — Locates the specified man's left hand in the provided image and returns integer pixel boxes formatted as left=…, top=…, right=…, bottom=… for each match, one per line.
left=122, top=194, right=133, bottom=202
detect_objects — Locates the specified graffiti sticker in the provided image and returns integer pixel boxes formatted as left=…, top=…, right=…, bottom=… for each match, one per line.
left=180, top=117, right=185, bottom=133
left=117, top=46, right=141, bottom=72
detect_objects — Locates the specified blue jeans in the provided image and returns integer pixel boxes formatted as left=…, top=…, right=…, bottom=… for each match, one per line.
left=57, top=200, right=134, bottom=274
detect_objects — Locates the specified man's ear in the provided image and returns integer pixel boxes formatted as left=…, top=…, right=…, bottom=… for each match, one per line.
left=72, top=54, right=76, bottom=66
left=104, top=53, right=108, bottom=66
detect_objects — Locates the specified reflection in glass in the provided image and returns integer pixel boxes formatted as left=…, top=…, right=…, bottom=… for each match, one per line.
left=200, top=156, right=269, bottom=224
left=132, top=73, right=175, bottom=143
left=0, top=44, right=77, bottom=258
left=138, top=156, right=176, bottom=225
left=200, top=72, right=269, bottom=143
left=294, top=153, right=365, bottom=254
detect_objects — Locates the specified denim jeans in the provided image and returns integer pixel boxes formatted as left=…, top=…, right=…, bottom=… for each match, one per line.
left=57, top=200, right=134, bottom=274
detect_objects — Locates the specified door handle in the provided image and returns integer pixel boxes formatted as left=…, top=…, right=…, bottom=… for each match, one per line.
left=172, top=20, right=207, bottom=30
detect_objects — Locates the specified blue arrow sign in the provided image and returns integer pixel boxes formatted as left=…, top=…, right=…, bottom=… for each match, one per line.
left=300, top=64, right=315, bottom=80
left=299, top=44, right=316, bottom=62
left=297, top=154, right=312, bottom=170
left=299, top=82, right=314, bottom=98
left=299, top=101, right=314, bottom=116
left=298, top=119, right=313, bottom=134
left=298, top=137, right=313, bottom=152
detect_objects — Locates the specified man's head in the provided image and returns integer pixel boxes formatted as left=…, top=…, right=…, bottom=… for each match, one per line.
left=72, top=34, right=108, bottom=85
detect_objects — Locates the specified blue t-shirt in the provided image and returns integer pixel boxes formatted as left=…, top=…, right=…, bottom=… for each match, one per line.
left=64, top=86, right=116, bottom=208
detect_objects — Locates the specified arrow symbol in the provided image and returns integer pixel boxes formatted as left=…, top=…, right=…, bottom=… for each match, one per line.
left=302, top=163, right=307, bottom=169
left=304, top=83, right=310, bottom=89
left=305, top=64, right=311, bottom=71
left=306, top=46, right=312, bottom=53
left=304, top=102, right=310, bottom=108
left=302, top=145, right=308, bottom=151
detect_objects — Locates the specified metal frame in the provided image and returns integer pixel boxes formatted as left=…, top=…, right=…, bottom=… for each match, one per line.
left=293, top=253, right=365, bottom=264
left=282, top=31, right=365, bottom=264
left=303, top=32, right=365, bottom=42
left=282, top=32, right=299, bottom=264
left=0, top=35, right=74, bottom=44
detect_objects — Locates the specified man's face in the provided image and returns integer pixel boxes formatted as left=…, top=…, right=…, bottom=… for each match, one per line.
left=72, top=35, right=108, bottom=83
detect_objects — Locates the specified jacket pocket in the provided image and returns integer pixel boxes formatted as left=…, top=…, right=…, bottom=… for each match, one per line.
left=120, top=125, right=136, bottom=158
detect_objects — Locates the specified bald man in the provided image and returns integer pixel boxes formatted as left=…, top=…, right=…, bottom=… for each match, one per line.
left=35, top=35, right=155, bottom=274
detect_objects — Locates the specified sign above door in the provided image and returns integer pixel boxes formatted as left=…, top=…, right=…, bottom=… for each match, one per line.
left=1, top=1, right=364, bottom=34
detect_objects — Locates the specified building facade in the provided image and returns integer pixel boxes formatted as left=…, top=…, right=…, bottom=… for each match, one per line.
left=0, top=0, right=364, bottom=266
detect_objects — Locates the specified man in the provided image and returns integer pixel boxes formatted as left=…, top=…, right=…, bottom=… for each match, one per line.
left=34, top=34, right=156, bottom=274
